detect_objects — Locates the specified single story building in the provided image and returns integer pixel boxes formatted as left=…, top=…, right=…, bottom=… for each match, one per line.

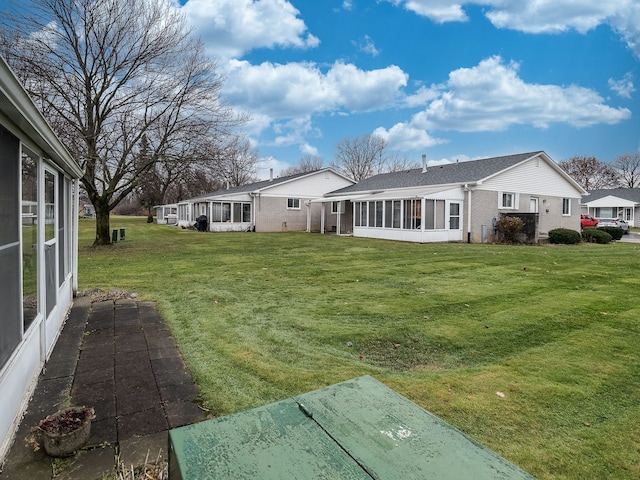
left=581, top=188, right=640, bottom=227
left=155, top=203, right=178, bottom=225
left=0, top=56, right=83, bottom=462
left=171, top=169, right=354, bottom=232
left=313, top=151, right=587, bottom=243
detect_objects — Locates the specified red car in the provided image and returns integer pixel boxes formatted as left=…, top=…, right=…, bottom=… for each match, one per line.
left=580, top=214, right=598, bottom=228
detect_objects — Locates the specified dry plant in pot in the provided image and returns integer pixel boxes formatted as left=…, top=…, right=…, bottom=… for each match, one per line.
left=28, top=406, right=95, bottom=457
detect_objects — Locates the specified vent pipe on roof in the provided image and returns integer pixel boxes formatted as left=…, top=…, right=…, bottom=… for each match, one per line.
left=422, top=154, right=427, bottom=173
left=270, top=168, right=273, bottom=181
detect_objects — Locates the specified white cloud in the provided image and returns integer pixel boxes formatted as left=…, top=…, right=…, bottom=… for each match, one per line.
left=373, top=123, right=447, bottom=151
left=416, top=56, right=631, bottom=131
left=222, top=59, right=408, bottom=118
left=342, top=1, right=354, bottom=11
left=483, top=1, right=623, bottom=34
left=375, top=56, right=631, bottom=151
left=609, top=73, right=635, bottom=98
left=180, top=0, right=319, bottom=58
left=387, top=1, right=640, bottom=58
left=386, top=0, right=468, bottom=23
left=354, top=35, right=380, bottom=57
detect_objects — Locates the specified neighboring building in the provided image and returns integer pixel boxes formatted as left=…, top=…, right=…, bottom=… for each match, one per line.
left=314, top=151, right=586, bottom=243
left=581, top=188, right=640, bottom=227
left=0, top=56, right=83, bottom=461
left=172, top=169, right=354, bottom=232
left=155, top=204, right=178, bottom=225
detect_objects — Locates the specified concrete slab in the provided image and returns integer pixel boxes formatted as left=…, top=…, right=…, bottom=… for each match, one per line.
left=118, top=431, right=168, bottom=471
left=55, top=445, right=116, bottom=480
left=0, top=299, right=205, bottom=480
left=117, top=407, right=168, bottom=440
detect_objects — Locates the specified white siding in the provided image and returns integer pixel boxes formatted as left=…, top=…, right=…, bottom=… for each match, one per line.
left=260, top=171, right=353, bottom=198
left=480, top=156, right=583, bottom=198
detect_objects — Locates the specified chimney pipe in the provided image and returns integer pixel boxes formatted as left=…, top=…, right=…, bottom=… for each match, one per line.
left=270, top=168, right=273, bottom=181
left=422, top=154, right=427, bottom=173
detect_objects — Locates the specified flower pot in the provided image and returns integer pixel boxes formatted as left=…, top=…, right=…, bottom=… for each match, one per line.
left=38, top=406, right=94, bottom=457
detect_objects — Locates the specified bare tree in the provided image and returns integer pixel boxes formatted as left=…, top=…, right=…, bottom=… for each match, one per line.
left=558, top=156, right=619, bottom=191
left=214, top=136, right=259, bottom=187
left=331, top=134, right=387, bottom=181
left=613, top=152, right=640, bottom=188
left=2, top=0, right=243, bottom=244
left=280, top=154, right=324, bottom=176
left=386, top=153, right=421, bottom=172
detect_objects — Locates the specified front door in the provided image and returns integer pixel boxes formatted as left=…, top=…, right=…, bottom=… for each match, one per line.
left=448, top=202, right=463, bottom=241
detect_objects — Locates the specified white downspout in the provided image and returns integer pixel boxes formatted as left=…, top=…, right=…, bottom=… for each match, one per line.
left=465, top=184, right=472, bottom=243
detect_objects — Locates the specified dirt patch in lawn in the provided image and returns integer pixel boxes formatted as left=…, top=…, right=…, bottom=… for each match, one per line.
left=355, top=336, right=463, bottom=371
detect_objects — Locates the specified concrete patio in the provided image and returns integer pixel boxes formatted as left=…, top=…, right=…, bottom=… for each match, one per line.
left=0, top=296, right=208, bottom=480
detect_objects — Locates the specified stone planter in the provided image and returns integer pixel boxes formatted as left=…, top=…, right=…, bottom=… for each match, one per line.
left=36, top=406, right=94, bottom=457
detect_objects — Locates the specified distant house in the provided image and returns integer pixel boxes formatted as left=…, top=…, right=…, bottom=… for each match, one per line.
left=155, top=203, right=178, bottom=225
left=0, top=56, right=83, bottom=461
left=581, top=188, right=640, bottom=227
left=172, top=169, right=355, bottom=232
left=313, top=151, right=586, bottom=243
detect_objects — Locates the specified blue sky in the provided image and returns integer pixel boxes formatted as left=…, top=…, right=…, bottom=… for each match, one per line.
left=176, top=0, right=640, bottom=178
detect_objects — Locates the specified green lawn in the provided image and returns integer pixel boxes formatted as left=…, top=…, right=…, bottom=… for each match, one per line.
left=78, top=216, right=640, bottom=479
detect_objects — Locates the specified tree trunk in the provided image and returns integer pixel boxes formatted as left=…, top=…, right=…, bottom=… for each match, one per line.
left=94, top=201, right=112, bottom=246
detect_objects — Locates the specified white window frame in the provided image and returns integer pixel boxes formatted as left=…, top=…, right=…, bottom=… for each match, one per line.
left=562, top=198, right=571, bottom=216
left=287, top=198, right=301, bottom=210
left=499, top=192, right=517, bottom=209
left=331, top=201, right=345, bottom=214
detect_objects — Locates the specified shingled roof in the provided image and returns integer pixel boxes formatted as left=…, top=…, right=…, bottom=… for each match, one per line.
left=186, top=169, right=331, bottom=202
left=327, top=151, right=544, bottom=196
left=584, top=188, right=640, bottom=203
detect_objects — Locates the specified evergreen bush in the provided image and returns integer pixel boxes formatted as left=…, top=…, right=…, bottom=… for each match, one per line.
left=582, top=227, right=612, bottom=244
left=548, top=228, right=581, bottom=244
left=598, top=226, right=624, bottom=240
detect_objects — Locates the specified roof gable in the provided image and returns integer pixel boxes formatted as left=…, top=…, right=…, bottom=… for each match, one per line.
left=187, top=168, right=353, bottom=202
left=584, top=188, right=640, bottom=204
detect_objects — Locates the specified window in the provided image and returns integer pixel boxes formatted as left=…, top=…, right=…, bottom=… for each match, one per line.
left=374, top=201, right=383, bottom=227
left=450, top=202, right=460, bottom=230
left=384, top=201, right=393, bottom=228
left=331, top=201, right=344, bottom=214
left=1, top=127, right=21, bottom=369
left=232, top=203, right=242, bottom=223
left=403, top=199, right=421, bottom=230
left=287, top=198, right=300, bottom=209
left=392, top=200, right=401, bottom=228
left=355, top=202, right=367, bottom=227
left=242, top=203, right=251, bottom=222
left=424, top=200, right=445, bottom=230
left=562, top=198, right=571, bottom=215
left=499, top=192, right=516, bottom=209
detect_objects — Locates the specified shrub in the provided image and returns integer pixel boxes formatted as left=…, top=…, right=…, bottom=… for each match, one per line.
left=495, top=216, right=525, bottom=244
left=582, top=227, right=612, bottom=244
left=549, top=228, right=581, bottom=244
left=147, top=214, right=154, bottom=224
left=598, top=226, right=624, bottom=240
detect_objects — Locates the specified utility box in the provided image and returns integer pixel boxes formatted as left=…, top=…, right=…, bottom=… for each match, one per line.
left=169, top=375, right=535, bottom=479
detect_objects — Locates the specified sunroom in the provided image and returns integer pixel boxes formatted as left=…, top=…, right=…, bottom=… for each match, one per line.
left=0, top=56, right=83, bottom=462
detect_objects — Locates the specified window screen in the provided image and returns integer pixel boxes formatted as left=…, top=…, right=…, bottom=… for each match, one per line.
left=0, top=126, right=22, bottom=369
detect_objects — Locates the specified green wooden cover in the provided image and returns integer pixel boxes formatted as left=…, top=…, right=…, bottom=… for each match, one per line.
left=169, top=375, right=536, bottom=479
